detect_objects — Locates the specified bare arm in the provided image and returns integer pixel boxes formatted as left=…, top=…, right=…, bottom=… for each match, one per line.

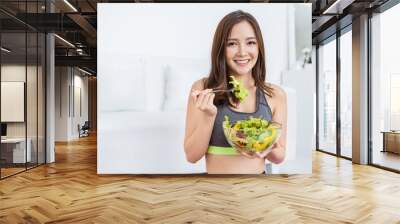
left=183, top=79, right=217, bottom=163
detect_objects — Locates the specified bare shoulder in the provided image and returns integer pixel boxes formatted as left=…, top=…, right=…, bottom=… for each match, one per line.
left=191, top=77, right=208, bottom=91
left=265, top=83, right=287, bottom=100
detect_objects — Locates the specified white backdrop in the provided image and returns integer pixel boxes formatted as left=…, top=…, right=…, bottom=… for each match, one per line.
left=97, top=3, right=313, bottom=174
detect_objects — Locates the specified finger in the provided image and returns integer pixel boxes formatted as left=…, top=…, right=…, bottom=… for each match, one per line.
left=237, top=149, right=255, bottom=158
left=192, top=95, right=197, bottom=103
left=191, top=90, right=200, bottom=98
left=195, top=89, right=213, bottom=109
left=192, top=90, right=203, bottom=102
left=241, top=151, right=256, bottom=159
left=192, top=92, right=198, bottom=102
left=195, top=91, right=207, bottom=108
left=257, top=148, right=272, bottom=158
left=199, top=92, right=212, bottom=109
left=255, top=152, right=265, bottom=158
left=202, top=93, right=213, bottom=108
left=192, top=89, right=209, bottom=101
left=206, top=92, right=215, bottom=106
left=203, top=88, right=213, bottom=93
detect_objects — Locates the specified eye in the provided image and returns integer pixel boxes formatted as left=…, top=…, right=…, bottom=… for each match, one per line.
left=248, top=41, right=257, bottom=45
left=227, top=42, right=237, bottom=47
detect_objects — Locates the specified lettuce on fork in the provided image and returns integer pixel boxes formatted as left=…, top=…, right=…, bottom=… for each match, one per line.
left=229, top=75, right=248, bottom=103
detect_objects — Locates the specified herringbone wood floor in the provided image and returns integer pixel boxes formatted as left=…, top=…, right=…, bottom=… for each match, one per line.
left=1, top=135, right=400, bottom=224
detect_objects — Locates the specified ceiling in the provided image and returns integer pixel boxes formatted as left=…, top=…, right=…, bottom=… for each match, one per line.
left=0, top=0, right=393, bottom=75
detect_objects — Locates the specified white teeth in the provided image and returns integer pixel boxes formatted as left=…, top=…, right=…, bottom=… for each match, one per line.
left=235, top=59, right=249, bottom=64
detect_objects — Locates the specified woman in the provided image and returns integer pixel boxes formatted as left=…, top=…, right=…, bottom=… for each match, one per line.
left=184, top=10, right=287, bottom=174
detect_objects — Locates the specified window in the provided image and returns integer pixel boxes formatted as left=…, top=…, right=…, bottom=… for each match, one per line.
left=0, top=1, right=47, bottom=179
left=371, top=3, right=400, bottom=171
left=340, top=29, right=352, bottom=158
left=318, top=37, right=337, bottom=154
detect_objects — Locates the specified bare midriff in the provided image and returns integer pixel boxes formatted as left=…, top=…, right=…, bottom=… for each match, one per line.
left=205, top=154, right=265, bottom=174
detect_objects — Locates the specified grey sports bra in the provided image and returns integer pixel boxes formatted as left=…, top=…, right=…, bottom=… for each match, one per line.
left=209, top=87, right=273, bottom=148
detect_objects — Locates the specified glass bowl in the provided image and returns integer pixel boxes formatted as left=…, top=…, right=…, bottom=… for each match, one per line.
left=222, top=116, right=282, bottom=154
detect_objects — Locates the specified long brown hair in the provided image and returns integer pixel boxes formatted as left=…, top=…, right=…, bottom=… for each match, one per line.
left=204, top=10, right=274, bottom=106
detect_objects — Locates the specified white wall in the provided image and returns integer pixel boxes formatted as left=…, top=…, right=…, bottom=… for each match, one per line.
left=55, top=67, right=89, bottom=141
left=294, top=4, right=312, bottom=68
left=279, top=58, right=315, bottom=174
left=55, top=67, right=69, bottom=141
left=99, top=3, right=290, bottom=84
left=72, top=73, right=89, bottom=138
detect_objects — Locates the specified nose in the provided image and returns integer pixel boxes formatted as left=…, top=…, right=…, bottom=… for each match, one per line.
left=237, top=43, right=247, bottom=56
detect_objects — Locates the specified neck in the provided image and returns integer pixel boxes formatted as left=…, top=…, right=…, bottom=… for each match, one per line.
left=231, top=72, right=255, bottom=89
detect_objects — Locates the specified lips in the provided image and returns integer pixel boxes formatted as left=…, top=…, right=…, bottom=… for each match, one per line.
left=234, top=59, right=250, bottom=66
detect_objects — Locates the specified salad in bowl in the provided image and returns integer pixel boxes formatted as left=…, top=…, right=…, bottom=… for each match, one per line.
left=222, top=116, right=281, bottom=154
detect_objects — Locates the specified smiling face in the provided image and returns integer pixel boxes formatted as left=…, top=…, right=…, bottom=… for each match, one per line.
left=225, top=20, right=259, bottom=77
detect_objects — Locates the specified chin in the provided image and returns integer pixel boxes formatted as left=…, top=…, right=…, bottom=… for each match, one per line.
left=233, top=69, right=252, bottom=76
left=230, top=64, right=254, bottom=76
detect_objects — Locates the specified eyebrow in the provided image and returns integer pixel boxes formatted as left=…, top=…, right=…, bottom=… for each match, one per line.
left=227, top=37, right=257, bottom=41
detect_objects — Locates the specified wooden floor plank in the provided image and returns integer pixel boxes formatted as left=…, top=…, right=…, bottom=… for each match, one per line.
left=0, top=135, right=400, bottom=223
